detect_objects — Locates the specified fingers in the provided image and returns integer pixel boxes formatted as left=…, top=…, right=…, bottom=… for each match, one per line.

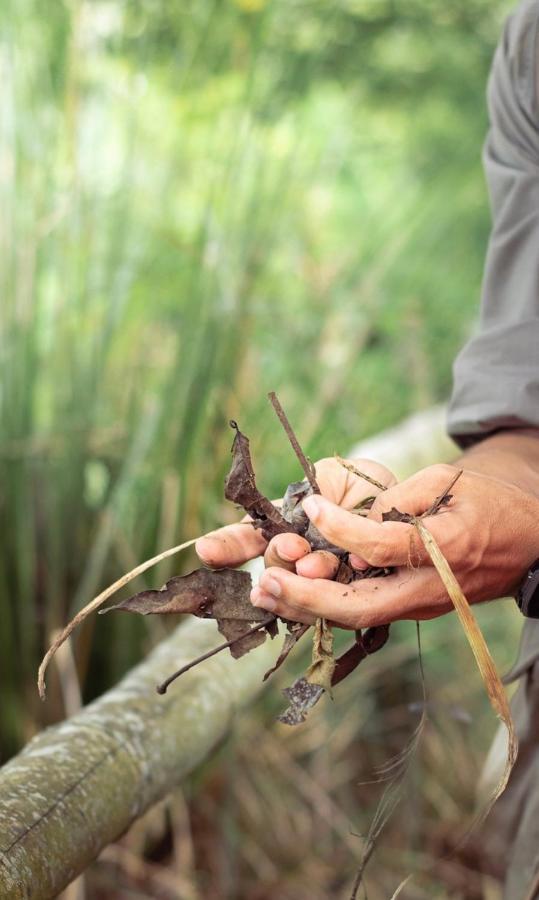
left=301, top=462, right=466, bottom=569
left=251, top=565, right=450, bottom=628
left=301, top=494, right=427, bottom=567
left=314, top=456, right=398, bottom=507
left=196, top=457, right=401, bottom=570
left=196, top=521, right=342, bottom=578
left=296, top=550, right=341, bottom=579
left=369, top=464, right=462, bottom=522
left=263, top=532, right=341, bottom=580
left=349, top=553, right=370, bottom=571
left=195, top=521, right=267, bottom=568
left=264, top=532, right=312, bottom=572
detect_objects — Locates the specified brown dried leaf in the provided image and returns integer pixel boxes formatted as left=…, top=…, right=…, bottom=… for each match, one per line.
left=335, top=560, right=354, bottom=583
left=331, top=638, right=368, bottom=686
left=104, top=566, right=274, bottom=659
left=382, top=507, right=414, bottom=524
left=362, top=624, right=391, bottom=654
left=278, top=677, right=325, bottom=726
left=279, top=629, right=383, bottom=725
left=263, top=622, right=310, bottom=682
left=225, top=421, right=290, bottom=540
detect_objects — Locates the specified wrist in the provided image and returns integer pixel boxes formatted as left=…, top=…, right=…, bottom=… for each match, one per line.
left=456, top=427, right=539, bottom=499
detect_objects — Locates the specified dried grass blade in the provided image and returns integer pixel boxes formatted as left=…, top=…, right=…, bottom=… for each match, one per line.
left=388, top=537, right=517, bottom=900
left=37, top=537, right=199, bottom=700
left=413, top=519, right=517, bottom=805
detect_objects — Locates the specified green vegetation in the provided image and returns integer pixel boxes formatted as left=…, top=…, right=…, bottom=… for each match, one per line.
left=0, top=0, right=521, bottom=892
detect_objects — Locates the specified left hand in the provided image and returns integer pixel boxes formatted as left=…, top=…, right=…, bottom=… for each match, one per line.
left=251, top=463, right=539, bottom=628
left=197, top=455, right=396, bottom=575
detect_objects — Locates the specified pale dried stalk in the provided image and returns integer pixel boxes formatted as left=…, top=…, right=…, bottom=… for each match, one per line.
left=388, top=519, right=518, bottom=900
left=335, top=455, right=388, bottom=493
left=414, top=517, right=517, bottom=802
left=38, top=537, right=199, bottom=700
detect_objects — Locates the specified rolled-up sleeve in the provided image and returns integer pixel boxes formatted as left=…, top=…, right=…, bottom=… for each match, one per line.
left=447, top=0, right=539, bottom=447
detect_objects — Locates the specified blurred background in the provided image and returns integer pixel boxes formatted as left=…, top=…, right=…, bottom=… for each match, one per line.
left=0, top=0, right=523, bottom=896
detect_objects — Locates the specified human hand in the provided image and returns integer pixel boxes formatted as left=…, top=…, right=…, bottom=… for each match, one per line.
left=195, top=456, right=397, bottom=578
left=251, top=462, right=539, bottom=629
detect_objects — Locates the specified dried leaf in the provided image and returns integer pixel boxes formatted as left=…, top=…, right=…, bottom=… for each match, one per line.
left=104, top=566, right=275, bottom=659
left=278, top=677, right=325, bottom=726
left=278, top=626, right=390, bottom=725
left=332, top=627, right=390, bottom=687
left=331, top=638, right=367, bottom=686
left=382, top=507, right=414, bottom=524
left=362, top=624, right=391, bottom=654
left=335, top=560, right=354, bottom=583
left=306, top=617, right=335, bottom=695
left=281, top=480, right=313, bottom=530
left=384, top=520, right=517, bottom=900
left=263, top=622, right=310, bottom=682
left=225, top=421, right=290, bottom=540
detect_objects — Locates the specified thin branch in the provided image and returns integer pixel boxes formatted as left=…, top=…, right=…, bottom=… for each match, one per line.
left=421, top=468, right=463, bottom=518
left=335, top=455, right=388, bottom=493
left=268, top=392, right=320, bottom=493
left=156, top=615, right=276, bottom=694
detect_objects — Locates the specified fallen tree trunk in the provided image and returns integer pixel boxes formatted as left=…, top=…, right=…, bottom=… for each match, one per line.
left=0, top=618, right=279, bottom=900
left=0, top=406, right=455, bottom=899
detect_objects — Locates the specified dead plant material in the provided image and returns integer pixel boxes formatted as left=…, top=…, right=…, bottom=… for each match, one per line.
left=38, top=393, right=396, bottom=720
left=413, top=518, right=517, bottom=809
left=35, top=395, right=517, bottom=898
left=102, top=567, right=276, bottom=658
left=376, top=506, right=517, bottom=899
left=37, top=536, right=199, bottom=700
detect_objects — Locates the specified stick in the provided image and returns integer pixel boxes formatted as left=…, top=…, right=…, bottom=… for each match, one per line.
left=268, top=392, right=321, bottom=493
left=335, top=455, right=388, bottom=493
left=156, top=615, right=276, bottom=694
left=421, top=468, right=463, bottom=518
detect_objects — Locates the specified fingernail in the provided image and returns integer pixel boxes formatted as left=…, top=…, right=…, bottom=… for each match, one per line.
left=262, top=576, right=282, bottom=597
left=252, top=590, right=277, bottom=612
left=302, top=495, right=321, bottom=522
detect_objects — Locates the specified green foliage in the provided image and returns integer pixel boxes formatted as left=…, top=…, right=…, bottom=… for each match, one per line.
left=0, top=0, right=513, bottom=757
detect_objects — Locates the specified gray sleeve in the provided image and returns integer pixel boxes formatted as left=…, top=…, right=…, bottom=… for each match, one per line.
left=447, top=0, right=539, bottom=447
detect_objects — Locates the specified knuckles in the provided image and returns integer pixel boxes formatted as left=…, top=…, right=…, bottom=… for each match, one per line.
left=365, top=542, right=393, bottom=568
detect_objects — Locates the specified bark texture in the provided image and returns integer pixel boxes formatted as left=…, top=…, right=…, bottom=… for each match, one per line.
left=0, top=407, right=454, bottom=899
left=0, top=617, right=276, bottom=899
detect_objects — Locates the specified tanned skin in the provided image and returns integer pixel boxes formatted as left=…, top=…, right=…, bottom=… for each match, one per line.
left=196, top=428, right=539, bottom=629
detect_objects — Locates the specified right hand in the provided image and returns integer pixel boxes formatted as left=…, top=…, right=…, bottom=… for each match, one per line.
left=195, top=457, right=397, bottom=580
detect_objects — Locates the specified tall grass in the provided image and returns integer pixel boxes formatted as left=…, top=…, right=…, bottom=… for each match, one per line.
left=0, top=0, right=510, bottom=771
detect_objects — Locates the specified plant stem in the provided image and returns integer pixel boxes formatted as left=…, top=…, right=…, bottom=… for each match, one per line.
left=268, top=392, right=320, bottom=493
left=156, top=614, right=276, bottom=694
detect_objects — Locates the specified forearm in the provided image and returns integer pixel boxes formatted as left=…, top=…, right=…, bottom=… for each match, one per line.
left=456, top=428, right=539, bottom=499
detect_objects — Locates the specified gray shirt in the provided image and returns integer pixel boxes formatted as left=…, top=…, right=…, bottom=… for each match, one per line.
left=447, top=0, right=539, bottom=446
left=448, top=9, right=539, bottom=895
